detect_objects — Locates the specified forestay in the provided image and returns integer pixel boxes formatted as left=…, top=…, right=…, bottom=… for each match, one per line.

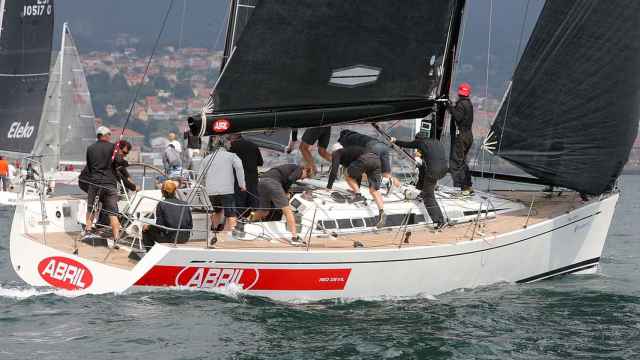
left=488, top=0, right=640, bottom=195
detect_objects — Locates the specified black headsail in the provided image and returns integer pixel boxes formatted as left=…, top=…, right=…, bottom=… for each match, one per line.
left=0, top=0, right=54, bottom=156
left=190, top=0, right=459, bottom=137
left=487, top=1, right=640, bottom=195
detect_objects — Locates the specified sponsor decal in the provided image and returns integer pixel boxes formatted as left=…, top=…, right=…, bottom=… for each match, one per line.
left=329, top=65, right=381, bottom=88
left=37, top=257, right=93, bottom=290
left=7, top=122, right=35, bottom=139
left=135, top=266, right=351, bottom=291
left=212, top=118, right=230, bottom=133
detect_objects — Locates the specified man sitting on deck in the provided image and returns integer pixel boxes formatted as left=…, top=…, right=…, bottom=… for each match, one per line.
left=327, top=144, right=385, bottom=228
left=142, top=180, right=193, bottom=250
left=253, top=164, right=311, bottom=246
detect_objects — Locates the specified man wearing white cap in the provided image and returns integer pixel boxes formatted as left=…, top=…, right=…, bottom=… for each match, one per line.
left=83, top=126, right=121, bottom=247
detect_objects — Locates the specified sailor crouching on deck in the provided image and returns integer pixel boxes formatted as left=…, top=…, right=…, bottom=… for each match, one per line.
left=253, top=164, right=312, bottom=246
left=199, top=136, right=246, bottom=232
left=391, top=132, right=448, bottom=229
left=142, top=180, right=193, bottom=250
left=327, top=144, right=386, bottom=228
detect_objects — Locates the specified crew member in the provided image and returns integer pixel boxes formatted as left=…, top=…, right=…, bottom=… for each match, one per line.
left=163, top=144, right=183, bottom=179
left=253, top=164, right=311, bottom=245
left=142, top=180, right=193, bottom=249
left=167, top=132, right=182, bottom=153
left=299, top=126, right=332, bottom=176
left=446, top=83, right=474, bottom=195
left=183, top=129, right=202, bottom=158
left=391, top=132, right=448, bottom=229
left=115, top=140, right=138, bottom=192
left=0, top=156, right=9, bottom=191
left=228, top=134, right=263, bottom=218
left=337, top=129, right=396, bottom=187
left=84, top=126, right=121, bottom=246
left=200, top=136, right=246, bottom=231
left=328, top=144, right=385, bottom=228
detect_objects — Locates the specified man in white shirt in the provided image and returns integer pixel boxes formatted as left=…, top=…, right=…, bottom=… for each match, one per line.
left=199, top=136, right=246, bottom=231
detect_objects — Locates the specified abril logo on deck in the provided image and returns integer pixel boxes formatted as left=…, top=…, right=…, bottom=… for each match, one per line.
left=38, top=257, right=93, bottom=290
left=212, top=118, right=230, bottom=133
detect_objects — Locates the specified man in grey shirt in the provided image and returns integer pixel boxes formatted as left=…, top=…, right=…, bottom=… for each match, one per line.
left=199, top=136, right=246, bottom=231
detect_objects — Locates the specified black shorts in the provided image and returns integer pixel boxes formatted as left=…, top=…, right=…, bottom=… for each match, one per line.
left=87, top=184, right=119, bottom=214
left=209, top=194, right=236, bottom=217
left=301, top=126, right=331, bottom=149
left=347, top=153, right=382, bottom=190
left=257, top=178, right=289, bottom=210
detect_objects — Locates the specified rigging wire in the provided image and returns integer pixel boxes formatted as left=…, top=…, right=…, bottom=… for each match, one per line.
left=114, top=0, right=176, bottom=154
left=488, top=0, right=532, bottom=190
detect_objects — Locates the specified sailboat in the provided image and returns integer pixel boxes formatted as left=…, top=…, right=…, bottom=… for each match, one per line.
left=9, top=0, right=640, bottom=301
left=0, top=18, right=97, bottom=205
left=0, top=0, right=54, bottom=204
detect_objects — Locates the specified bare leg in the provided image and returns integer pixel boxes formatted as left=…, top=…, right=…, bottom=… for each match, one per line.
left=109, top=215, right=121, bottom=240
left=282, top=206, right=297, bottom=238
left=253, top=210, right=269, bottom=221
left=85, top=213, right=94, bottom=232
left=345, top=176, right=360, bottom=193
left=212, top=212, right=224, bottom=229
left=299, top=143, right=316, bottom=175
left=318, top=147, right=332, bottom=162
left=369, top=187, right=384, bottom=211
left=224, top=216, right=237, bottom=231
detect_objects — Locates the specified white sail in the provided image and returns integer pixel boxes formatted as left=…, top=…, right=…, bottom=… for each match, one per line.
left=33, top=23, right=96, bottom=172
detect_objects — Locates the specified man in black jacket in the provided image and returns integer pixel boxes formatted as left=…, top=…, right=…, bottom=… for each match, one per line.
left=253, top=164, right=311, bottom=245
left=391, top=132, right=448, bottom=228
left=142, top=180, right=193, bottom=249
left=446, top=83, right=475, bottom=195
left=229, top=134, right=263, bottom=218
left=115, top=140, right=138, bottom=192
left=84, top=126, right=121, bottom=245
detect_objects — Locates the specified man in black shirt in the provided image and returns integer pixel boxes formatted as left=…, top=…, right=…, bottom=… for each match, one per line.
left=328, top=144, right=385, bottom=227
left=337, top=129, right=397, bottom=189
left=254, top=164, right=311, bottom=245
left=228, top=134, right=263, bottom=218
left=299, top=126, right=332, bottom=176
left=392, top=133, right=448, bottom=228
left=446, top=83, right=475, bottom=195
left=84, top=126, right=121, bottom=245
left=142, top=180, right=193, bottom=249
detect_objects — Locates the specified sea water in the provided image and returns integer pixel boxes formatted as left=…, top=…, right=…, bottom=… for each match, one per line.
left=1, top=176, right=639, bottom=359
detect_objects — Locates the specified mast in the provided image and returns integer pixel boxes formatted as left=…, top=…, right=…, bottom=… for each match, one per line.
left=426, top=0, right=466, bottom=140
left=53, top=22, right=68, bottom=169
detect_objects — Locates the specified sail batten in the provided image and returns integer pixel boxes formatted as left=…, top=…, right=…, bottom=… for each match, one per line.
left=489, top=0, right=640, bottom=195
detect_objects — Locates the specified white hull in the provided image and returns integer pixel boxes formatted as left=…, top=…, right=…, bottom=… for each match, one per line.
left=9, top=191, right=618, bottom=301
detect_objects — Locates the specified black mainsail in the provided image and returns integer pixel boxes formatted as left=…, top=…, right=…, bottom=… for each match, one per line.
left=0, top=0, right=54, bottom=156
left=191, top=0, right=460, bottom=137
left=487, top=1, right=640, bottom=195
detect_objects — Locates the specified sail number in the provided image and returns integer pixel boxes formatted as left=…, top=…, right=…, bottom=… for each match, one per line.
left=23, top=0, right=52, bottom=17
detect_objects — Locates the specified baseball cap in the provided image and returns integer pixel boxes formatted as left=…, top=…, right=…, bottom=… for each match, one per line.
left=96, top=126, right=112, bottom=136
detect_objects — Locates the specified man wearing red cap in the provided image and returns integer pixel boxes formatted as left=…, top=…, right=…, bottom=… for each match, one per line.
left=446, top=83, right=474, bottom=195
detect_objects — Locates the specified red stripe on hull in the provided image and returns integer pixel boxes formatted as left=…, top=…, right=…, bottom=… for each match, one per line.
left=134, top=265, right=351, bottom=291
